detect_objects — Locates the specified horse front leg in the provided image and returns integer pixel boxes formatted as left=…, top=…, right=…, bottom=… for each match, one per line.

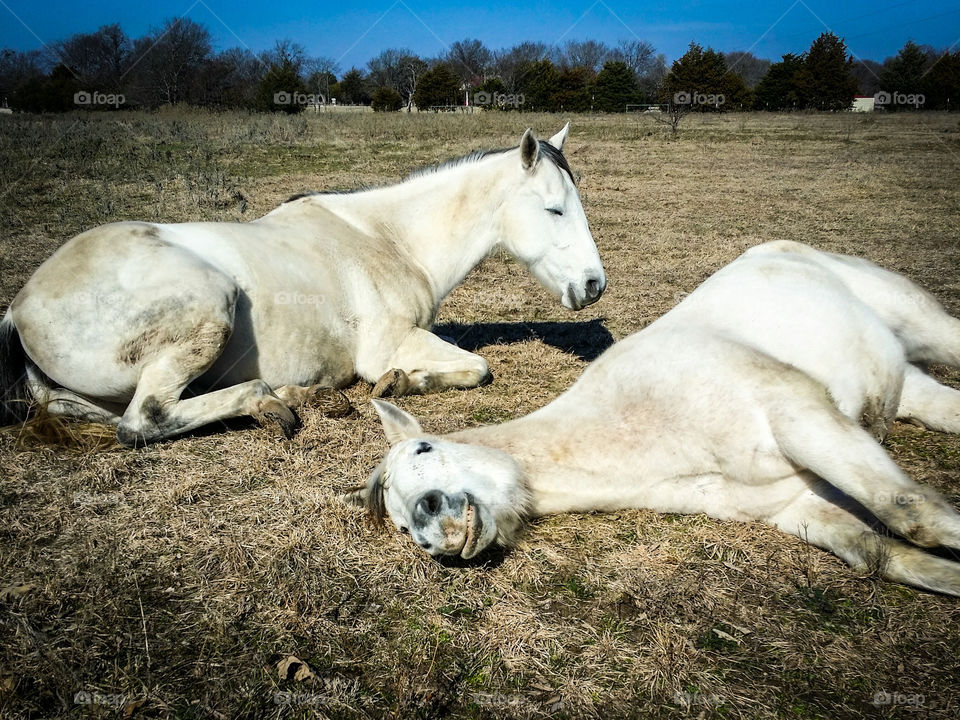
left=372, top=328, right=492, bottom=397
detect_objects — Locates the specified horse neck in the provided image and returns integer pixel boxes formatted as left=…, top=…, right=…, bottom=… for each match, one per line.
left=450, top=400, right=628, bottom=517
left=321, top=154, right=516, bottom=303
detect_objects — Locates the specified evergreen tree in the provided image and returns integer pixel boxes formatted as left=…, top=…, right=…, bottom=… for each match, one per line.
left=880, top=41, right=931, bottom=97
left=255, top=57, right=306, bottom=113
left=552, top=66, right=592, bottom=112
left=753, top=53, right=804, bottom=110
left=879, top=41, right=933, bottom=109
left=591, top=61, right=639, bottom=112
left=13, top=64, right=79, bottom=112
left=336, top=68, right=370, bottom=105
left=516, top=59, right=559, bottom=111
left=793, top=32, right=858, bottom=111
left=660, top=43, right=749, bottom=111
left=370, top=86, right=402, bottom=111
left=922, top=51, right=960, bottom=110
left=412, top=63, right=461, bottom=109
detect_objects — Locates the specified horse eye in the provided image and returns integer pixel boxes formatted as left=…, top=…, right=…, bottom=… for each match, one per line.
left=547, top=207, right=564, bottom=216
left=400, top=526, right=409, bottom=534
left=415, top=441, right=432, bottom=454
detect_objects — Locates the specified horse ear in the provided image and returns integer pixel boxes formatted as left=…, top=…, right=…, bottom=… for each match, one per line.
left=548, top=122, right=570, bottom=151
left=371, top=399, right=423, bottom=444
left=520, top=128, right=540, bottom=171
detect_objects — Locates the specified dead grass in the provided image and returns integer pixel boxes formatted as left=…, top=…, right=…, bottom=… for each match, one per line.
left=1, top=109, right=959, bottom=719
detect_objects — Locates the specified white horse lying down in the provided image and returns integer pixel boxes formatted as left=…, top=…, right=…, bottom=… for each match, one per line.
left=351, top=241, right=960, bottom=596
left=0, top=125, right=605, bottom=446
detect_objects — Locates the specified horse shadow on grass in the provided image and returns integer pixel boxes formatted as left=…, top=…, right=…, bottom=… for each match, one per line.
left=433, top=317, right=614, bottom=362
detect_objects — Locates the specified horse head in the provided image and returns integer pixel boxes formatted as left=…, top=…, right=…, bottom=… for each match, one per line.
left=346, top=400, right=528, bottom=559
left=498, top=124, right=606, bottom=311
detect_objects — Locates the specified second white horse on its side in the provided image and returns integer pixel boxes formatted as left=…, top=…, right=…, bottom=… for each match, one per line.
left=353, top=241, right=960, bottom=596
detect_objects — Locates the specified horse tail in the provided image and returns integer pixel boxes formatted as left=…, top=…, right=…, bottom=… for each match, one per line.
left=0, top=313, right=31, bottom=426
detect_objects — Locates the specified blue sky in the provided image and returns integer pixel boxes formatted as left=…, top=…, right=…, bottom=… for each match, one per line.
left=1, top=0, right=958, bottom=69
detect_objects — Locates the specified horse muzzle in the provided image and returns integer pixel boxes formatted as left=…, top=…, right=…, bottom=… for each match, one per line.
left=565, top=273, right=606, bottom=310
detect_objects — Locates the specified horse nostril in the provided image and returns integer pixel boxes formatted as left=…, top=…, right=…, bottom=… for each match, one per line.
left=585, top=277, right=602, bottom=301
left=417, top=490, right=444, bottom=517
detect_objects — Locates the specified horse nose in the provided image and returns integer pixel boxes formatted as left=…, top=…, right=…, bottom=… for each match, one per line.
left=584, top=274, right=605, bottom=304
left=416, top=490, right=444, bottom=517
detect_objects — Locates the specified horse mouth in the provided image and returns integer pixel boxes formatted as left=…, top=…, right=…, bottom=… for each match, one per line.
left=461, top=503, right=482, bottom=558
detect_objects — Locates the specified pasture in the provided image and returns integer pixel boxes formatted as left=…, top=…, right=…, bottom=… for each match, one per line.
left=1, top=109, right=959, bottom=718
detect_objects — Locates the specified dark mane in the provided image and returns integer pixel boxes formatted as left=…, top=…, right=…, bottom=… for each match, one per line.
left=283, top=138, right=576, bottom=203
left=406, top=141, right=575, bottom=184
left=366, top=475, right=387, bottom=524
left=537, top=141, right=576, bottom=184
left=404, top=147, right=512, bottom=180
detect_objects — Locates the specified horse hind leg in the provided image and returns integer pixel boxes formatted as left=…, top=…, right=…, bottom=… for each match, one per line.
left=770, top=393, right=960, bottom=549
left=811, top=249, right=960, bottom=368
left=898, top=303, right=960, bottom=368
left=115, top=300, right=298, bottom=447
left=898, top=363, right=960, bottom=434
left=770, top=484, right=960, bottom=596
left=26, top=366, right=123, bottom=425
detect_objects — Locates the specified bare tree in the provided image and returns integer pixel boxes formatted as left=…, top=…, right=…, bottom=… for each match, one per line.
left=444, top=38, right=491, bottom=85
left=724, top=51, right=772, bottom=88
left=57, top=24, right=131, bottom=90
left=367, top=48, right=426, bottom=109
left=305, top=55, right=340, bottom=103
left=0, top=48, right=47, bottom=104
left=201, top=47, right=265, bottom=108
left=130, top=17, right=212, bottom=106
left=367, top=48, right=407, bottom=90
left=260, top=39, right=307, bottom=76
left=612, top=39, right=656, bottom=78
left=490, top=42, right=550, bottom=92
left=638, top=53, right=668, bottom=99
left=554, top=40, right=610, bottom=73
left=654, top=103, right=689, bottom=136
left=851, top=57, right=883, bottom=96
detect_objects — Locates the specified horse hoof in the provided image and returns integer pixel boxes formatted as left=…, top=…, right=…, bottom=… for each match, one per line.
left=257, top=405, right=301, bottom=439
left=372, top=369, right=411, bottom=398
left=308, top=386, right=355, bottom=418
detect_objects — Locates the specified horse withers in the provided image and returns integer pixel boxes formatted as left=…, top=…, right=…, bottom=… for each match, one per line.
left=0, top=124, right=605, bottom=445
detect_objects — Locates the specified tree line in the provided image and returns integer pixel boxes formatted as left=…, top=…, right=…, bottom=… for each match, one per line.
left=1, top=17, right=957, bottom=113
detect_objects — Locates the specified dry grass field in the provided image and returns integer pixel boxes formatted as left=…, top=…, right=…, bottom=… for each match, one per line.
left=1, top=109, right=959, bottom=719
